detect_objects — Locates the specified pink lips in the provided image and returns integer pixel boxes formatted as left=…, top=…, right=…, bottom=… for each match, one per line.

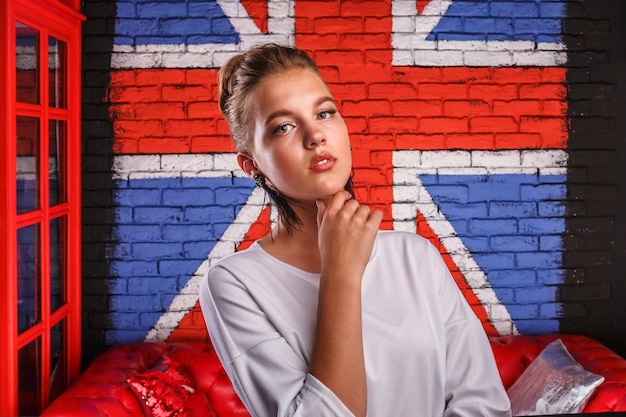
left=310, top=153, right=336, bottom=172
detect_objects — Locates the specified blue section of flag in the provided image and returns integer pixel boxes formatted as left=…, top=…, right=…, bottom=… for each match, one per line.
left=106, top=176, right=255, bottom=343
left=114, top=0, right=240, bottom=46
left=421, top=173, right=567, bottom=334
left=426, top=0, right=565, bottom=43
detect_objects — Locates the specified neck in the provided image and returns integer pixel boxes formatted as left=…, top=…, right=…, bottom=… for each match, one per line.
left=260, top=201, right=322, bottom=273
left=278, top=200, right=320, bottom=248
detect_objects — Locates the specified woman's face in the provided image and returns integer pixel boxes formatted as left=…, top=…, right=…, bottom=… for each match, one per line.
left=246, top=68, right=352, bottom=205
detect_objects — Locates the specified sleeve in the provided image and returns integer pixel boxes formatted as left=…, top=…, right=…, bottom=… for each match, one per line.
left=199, top=264, right=355, bottom=417
left=427, top=246, right=512, bottom=417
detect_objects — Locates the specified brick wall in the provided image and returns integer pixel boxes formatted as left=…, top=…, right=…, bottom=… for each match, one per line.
left=80, top=0, right=626, bottom=363
left=560, top=0, right=626, bottom=356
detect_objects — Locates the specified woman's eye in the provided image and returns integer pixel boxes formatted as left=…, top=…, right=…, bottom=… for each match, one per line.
left=318, top=109, right=337, bottom=120
left=273, top=123, right=292, bottom=135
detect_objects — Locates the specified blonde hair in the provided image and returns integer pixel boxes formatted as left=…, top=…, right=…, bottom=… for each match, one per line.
left=218, top=43, right=320, bottom=152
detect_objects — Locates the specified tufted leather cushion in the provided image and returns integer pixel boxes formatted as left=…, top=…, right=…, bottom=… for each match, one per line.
left=41, top=342, right=251, bottom=417
left=42, top=334, right=626, bottom=416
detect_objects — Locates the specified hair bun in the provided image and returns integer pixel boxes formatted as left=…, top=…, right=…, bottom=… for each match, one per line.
left=218, top=53, right=245, bottom=115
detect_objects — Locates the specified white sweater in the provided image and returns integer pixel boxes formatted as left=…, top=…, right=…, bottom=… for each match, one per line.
left=200, top=230, right=512, bottom=417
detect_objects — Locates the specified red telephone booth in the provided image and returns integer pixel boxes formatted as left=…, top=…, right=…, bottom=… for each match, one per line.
left=0, top=0, right=83, bottom=415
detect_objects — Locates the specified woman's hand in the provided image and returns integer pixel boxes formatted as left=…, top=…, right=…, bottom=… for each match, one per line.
left=315, top=190, right=383, bottom=280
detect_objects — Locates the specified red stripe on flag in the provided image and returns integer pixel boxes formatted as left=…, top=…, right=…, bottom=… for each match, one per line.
left=167, top=301, right=210, bottom=342
left=417, top=0, right=430, bottom=15
left=241, top=0, right=269, bottom=34
left=109, top=69, right=232, bottom=154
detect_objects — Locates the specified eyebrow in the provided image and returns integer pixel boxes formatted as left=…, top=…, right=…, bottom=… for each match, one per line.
left=264, top=96, right=336, bottom=126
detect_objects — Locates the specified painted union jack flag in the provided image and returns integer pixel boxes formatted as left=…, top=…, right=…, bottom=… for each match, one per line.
left=107, top=0, right=569, bottom=344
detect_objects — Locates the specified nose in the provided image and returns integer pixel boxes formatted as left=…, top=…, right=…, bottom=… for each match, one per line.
left=303, top=121, right=326, bottom=149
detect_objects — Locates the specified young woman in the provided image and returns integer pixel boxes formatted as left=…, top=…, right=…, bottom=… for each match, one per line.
left=200, top=43, right=511, bottom=417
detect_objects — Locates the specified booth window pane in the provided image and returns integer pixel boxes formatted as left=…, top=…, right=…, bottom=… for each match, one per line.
left=49, top=120, right=66, bottom=206
left=16, top=22, right=39, bottom=105
left=18, top=337, right=42, bottom=416
left=48, top=37, right=67, bottom=108
left=49, top=320, right=67, bottom=403
left=50, top=217, right=66, bottom=312
left=17, top=225, right=41, bottom=334
left=17, top=116, right=40, bottom=214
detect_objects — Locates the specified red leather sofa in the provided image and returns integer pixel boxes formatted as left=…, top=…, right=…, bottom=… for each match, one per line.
left=41, top=334, right=626, bottom=416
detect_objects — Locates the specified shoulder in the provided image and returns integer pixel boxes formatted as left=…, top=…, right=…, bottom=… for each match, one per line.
left=211, top=243, right=265, bottom=269
left=204, top=242, right=310, bottom=297
left=201, top=245, right=276, bottom=312
left=206, top=244, right=269, bottom=282
left=370, top=230, right=448, bottom=279
left=375, top=230, right=439, bottom=255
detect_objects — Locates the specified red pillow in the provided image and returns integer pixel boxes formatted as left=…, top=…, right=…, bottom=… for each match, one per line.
left=127, top=353, right=217, bottom=417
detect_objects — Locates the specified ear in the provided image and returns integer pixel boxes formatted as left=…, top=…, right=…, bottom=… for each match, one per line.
left=237, top=152, right=258, bottom=179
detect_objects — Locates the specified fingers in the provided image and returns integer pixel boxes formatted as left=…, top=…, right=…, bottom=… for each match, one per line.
left=368, top=207, right=384, bottom=228
left=317, top=190, right=382, bottom=229
left=316, top=192, right=382, bottom=280
left=317, top=190, right=351, bottom=225
left=316, top=199, right=327, bottom=229
left=326, top=190, right=353, bottom=212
